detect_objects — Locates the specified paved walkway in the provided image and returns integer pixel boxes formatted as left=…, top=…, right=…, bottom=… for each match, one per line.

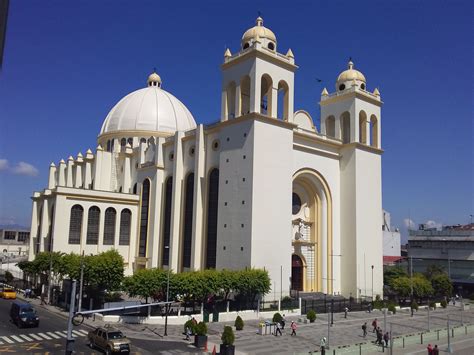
left=18, top=293, right=474, bottom=354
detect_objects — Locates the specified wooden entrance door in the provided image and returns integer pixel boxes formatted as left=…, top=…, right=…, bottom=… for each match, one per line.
left=291, top=254, right=304, bottom=291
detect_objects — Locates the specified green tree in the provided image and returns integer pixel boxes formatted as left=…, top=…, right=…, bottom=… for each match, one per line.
left=234, top=269, right=271, bottom=302
left=391, top=274, right=433, bottom=300
left=384, top=266, right=407, bottom=286
left=431, top=273, right=452, bottom=297
left=123, top=268, right=168, bottom=301
left=87, top=250, right=124, bottom=291
left=218, top=269, right=238, bottom=301
left=424, top=264, right=446, bottom=280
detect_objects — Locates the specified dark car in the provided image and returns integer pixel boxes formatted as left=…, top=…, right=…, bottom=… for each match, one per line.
left=10, top=301, right=39, bottom=328
left=88, top=327, right=131, bottom=354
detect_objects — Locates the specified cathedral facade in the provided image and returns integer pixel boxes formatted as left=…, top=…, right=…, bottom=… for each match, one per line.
left=29, top=18, right=383, bottom=299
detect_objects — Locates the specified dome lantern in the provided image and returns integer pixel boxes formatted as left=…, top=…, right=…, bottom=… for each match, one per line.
left=336, top=60, right=367, bottom=92
left=241, top=16, right=277, bottom=51
left=147, top=71, right=162, bottom=88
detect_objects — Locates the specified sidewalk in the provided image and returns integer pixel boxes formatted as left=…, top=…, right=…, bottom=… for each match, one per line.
left=17, top=293, right=474, bottom=355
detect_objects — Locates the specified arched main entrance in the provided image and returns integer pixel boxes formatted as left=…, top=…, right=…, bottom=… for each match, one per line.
left=291, top=254, right=304, bottom=291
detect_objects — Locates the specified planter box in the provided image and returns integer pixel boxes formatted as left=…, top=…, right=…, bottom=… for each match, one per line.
left=194, top=335, right=208, bottom=348
left=220, top=344, right=235, bottom=355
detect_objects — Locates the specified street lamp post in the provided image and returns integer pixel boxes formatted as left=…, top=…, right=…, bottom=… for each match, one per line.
left=410, top=256, right=413, bottom=300
left=371, top=265, right=374, bottom=300
left=164, top=245, right=170, bottom=336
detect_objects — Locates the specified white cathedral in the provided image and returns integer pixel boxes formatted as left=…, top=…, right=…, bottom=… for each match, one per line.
left=29, top=17, right=383, bottom=299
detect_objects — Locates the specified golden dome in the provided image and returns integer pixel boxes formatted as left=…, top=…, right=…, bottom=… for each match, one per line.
left=337, top=61, right=366, bottom=84
left=147, top=71, right=162, bottom=87
left=241, top=17, right=277, bottom=46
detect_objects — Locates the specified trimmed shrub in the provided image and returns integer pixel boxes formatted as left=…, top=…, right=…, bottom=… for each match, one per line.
left=388, top=304, right=396, bottom=314
left=440, top=299, right=447, bottom=308
left=221, top=326, right=235, bottom=346
left=373, top=300, right=384, bottom=310
left=429, top=301, right=436, bottom=309
left=195, top=321, right=208, bottom=336
left=234, top=315, right=244, bottom=330
left=410, top=300, right=419, bottom=311
left=307, top=309, right=316, bottom=323
left=272, top=312, right=283, bottom=324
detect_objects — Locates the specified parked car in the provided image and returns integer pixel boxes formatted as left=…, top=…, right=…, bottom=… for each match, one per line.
left=87, top=327, right=131, bottom=354
left=10, top=301, right=39, bottom=328
left=0, top=287, right=17, bottom=299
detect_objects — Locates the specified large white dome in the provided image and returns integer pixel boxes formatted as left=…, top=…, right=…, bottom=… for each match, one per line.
left=100, top=73, right=197, bottom=136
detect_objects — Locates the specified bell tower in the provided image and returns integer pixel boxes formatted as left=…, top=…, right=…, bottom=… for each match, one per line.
left=320, top=60, right=384, bottom=298
left=220, top=17, right=297, bottom=122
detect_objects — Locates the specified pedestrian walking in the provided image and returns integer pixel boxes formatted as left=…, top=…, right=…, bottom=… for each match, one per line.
left=281, top=314, right=286, bottom=330
left=383, top=332, right=389, bottom=347
left=275, top=321, right=282, bottom=336
left=426, top=343, right=433, bottom=355
left=185, top=326, right=191, bottom=341
left=320, top=337, right=327, bottom=355
left=368, top=303, right=373, bottom=313
left=362, top=322, right=367, bottom=337
left=372, top=318, right=378, bottom=332
left=344, top=307, right=349, bottom=318
left=376, top=328, right=383, bottom=345
left=290, top=321, right=297, bottom=336
left=432, top=345, right=439, bottom=355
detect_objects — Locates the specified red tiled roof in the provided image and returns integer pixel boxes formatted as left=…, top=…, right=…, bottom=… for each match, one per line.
left=383, top=256, right=404, bottom=264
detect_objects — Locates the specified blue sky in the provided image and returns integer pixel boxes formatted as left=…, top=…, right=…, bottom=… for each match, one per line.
left=0, top=1, right=472, bottom=240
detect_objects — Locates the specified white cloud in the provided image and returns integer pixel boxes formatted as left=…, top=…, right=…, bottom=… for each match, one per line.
left=0, top=159, right=8, bottom=171
left=403, top=218, right=416, bottom=230
left=425, top=220, right=443, bottom=230
left=11, top=161, right=39, bottom=177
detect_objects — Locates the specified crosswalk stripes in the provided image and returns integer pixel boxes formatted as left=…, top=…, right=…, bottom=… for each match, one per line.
left=37, top=332, right=52, bottom=340
left=46, top=331, right=61, bottom=339
left=9, top=335, right=24, bottom=343
left=55, top=331, right=67, bottom=338
left=19, top=334, right=33, bottom=342
left=29, top=333, right=43, bottom=341
left=1, top=336, right=14, bottom=344
left=0, top=329, right=89, bottom=345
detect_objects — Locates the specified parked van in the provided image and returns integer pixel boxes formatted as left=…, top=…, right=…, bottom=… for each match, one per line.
left=10, top=301, right=39, bottom=328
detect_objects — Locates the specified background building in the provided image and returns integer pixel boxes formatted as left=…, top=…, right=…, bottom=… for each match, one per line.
left=407, top=223, right=474, bottom=296
left=382, top=210, right=402, bottom=265
left=29, top=17, right=384, bottom=299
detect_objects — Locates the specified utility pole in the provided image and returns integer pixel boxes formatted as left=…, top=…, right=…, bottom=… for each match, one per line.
left=371, top=265, right=374, bottom=300
left=331, top=298, right=334, bottom=326
left=327, top=306, right=330, bottom=349
left=389, top=323, right=393, bottom=355
left=410, top=256, right=413, bottom=300
left=65, top=280, right=77, bottom=355
left=446, top=315, right=452, bottom=353
left=164, top=246, right=170, bottom=337
left=47, top=236, right=53, bottom=304
left=77, top=251, right=85, bottom=312
left=427, top=301, right=430, bottom=331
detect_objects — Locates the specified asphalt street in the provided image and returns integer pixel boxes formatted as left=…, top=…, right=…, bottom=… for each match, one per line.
left=0, top=298, right=200, bottom=354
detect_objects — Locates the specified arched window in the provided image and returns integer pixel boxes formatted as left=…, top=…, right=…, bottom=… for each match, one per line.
left=106, top=140, right=111, bottom=152
left=162, top=177, right=173, bottom=266
left=340, top=112, right=351, bottom=144
left=120, top=138, right=126, bottom=147
left=103, top=207, right=116, bottom=245
left=240, top=76, right=251, bottom=115
left=140, top=138, right=146, bottom=144
left=182, top=173, right=194, bottom=269
left=68, top=205, right=83, bottom=245
left=206, top=169, right=219, bottom=269
left=127, top=137, right=133, bottom=146
left=325, top=116, right=336, bottom=137
left=359, top=111, right=367, bottom=144
left=133, top=183, right=138, bottom=194
left=277, top=80, right=289, bottom=120
left=86, top=206, right=100, bottom=245
left=225, top=81, right=236, bottom=119
left=370, top=115, right=379, bottom=148
left=119, top=209, right=132, bottom=245
left=138, top=179, right=150, bottom=257
left=260, top=74, right=273, bottom=117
